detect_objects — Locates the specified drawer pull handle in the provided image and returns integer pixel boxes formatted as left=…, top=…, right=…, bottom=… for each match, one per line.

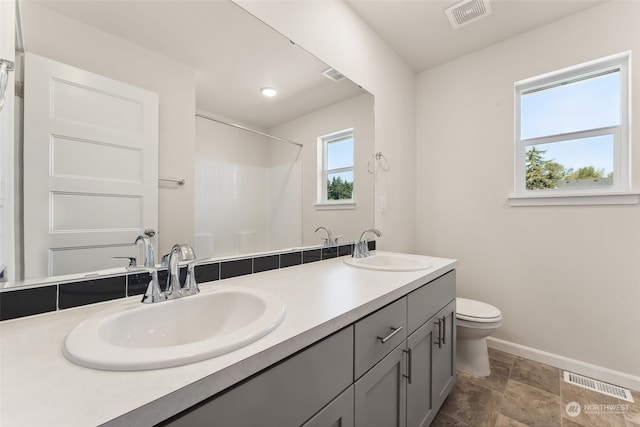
left=377, top=326, right=403, bottom=344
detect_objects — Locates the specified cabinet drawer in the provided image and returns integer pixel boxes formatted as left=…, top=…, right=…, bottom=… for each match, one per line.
left=162, top=326, right=354, bottom=427
left=407, top=270, right=456, bottom=334
left=354, top=297, right=407, bottom=379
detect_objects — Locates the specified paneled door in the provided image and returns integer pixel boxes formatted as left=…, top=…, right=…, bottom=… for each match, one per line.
left=23, top=53, right=158, bottom=278
left=0, top=0, right=16, bottom=281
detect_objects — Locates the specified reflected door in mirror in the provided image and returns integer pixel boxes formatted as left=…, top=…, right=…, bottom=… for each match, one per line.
left=23, top=53, right=159, bottom=278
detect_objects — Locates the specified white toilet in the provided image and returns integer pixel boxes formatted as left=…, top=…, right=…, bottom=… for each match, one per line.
left=456, top=297, right=502, bottom=377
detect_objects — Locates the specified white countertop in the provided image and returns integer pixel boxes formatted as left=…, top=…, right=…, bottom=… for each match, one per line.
left=0, top=252, right=457, bottom=427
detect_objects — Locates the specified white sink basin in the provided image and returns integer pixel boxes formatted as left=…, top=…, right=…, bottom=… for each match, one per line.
left=63, top=287, right=286, bottom=371
left=344, top=253, right=432, bottom=272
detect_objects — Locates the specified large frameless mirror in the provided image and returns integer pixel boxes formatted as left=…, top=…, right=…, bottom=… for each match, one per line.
left=3, top=0, right=374, bottom=287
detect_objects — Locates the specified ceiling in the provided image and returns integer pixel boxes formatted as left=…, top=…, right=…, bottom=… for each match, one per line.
left=23, top=0, right=608, bottom=127
left=24, top=0, right=364, bottom=129
left=344, top=0, right=608, bottom=72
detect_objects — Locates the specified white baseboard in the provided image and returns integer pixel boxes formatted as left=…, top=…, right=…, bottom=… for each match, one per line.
left=487, top=337, right=640, bottom=392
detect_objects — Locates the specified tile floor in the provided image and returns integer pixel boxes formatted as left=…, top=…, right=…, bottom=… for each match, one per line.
left=432, top=348, right=640, bottom=427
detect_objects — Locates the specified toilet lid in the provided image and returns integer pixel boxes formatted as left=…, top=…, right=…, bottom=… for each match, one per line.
left=456, top=297, right=502, bottom=322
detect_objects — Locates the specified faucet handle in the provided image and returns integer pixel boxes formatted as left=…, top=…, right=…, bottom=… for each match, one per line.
left=112, top=256, right=137, bottom=269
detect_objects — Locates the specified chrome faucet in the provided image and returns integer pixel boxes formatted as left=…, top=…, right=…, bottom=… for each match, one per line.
left=141, top=243, right=198, bottom=304
left=135, top=235, right=155, bottom=268
left=353, top=228, right=382, bottom=258
left=165, top=244, right=183, bottom=300
left=164, top=243, right=199, bottom=300
left=315, top=226, right=341, bottom=246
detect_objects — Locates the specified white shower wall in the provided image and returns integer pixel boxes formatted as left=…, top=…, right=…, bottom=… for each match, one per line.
left=267, top=162, right=302, bottom=251
left=194, top=116, right=301, bottom=258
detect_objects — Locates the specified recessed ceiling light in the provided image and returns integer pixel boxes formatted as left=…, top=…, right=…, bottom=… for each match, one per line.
left=261, top=87, right=277, bottom=97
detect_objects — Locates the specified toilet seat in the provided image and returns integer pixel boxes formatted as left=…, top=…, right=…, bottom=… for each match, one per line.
left=456, top=297, right=502, bottom=323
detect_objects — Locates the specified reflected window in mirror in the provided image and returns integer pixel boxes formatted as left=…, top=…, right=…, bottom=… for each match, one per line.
left=318, top=129, right=355, bottom=207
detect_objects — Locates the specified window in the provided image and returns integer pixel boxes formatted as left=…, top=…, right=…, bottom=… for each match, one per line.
left=512, top=52, right=633, bottom=205
left=317, top=129, right=354, bottom=207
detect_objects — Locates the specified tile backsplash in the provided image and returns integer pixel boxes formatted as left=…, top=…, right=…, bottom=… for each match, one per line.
left=0, top=242, right=375, bottom=321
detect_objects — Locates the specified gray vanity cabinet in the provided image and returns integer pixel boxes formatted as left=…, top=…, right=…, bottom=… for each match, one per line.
left=161, top=327, right=353, bottom=427
left=160, top=269, right=456, bottom=427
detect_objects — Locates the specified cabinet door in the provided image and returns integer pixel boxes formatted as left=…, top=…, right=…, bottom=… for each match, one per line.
left=406, top=318, right=435, bottom=427
left=354, top=344, right=407, bottom=427
left=432, top=300, right=456, bottom=410
left=302, top=386, right=354, bottom=427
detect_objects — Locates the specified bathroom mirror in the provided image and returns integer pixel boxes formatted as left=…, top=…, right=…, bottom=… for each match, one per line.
left=6, top=0, right=374, bottom=285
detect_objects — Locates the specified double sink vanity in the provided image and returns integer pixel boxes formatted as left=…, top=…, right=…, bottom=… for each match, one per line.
left=0, top=251, right=458, bottom=426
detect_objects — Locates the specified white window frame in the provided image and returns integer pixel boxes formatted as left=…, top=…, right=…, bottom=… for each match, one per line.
left=316, top=128, right=355, bottom=209
left=510, top=52, right=637, bottom=206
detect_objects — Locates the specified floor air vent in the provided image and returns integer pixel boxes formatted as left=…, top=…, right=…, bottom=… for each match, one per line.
left=563, top=371, right=634, bottom=402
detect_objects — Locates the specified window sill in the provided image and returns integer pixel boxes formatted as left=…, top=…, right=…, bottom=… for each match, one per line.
left=509, top=192, right=640, bottom=206
left=314, top=201, right=356, bottom=210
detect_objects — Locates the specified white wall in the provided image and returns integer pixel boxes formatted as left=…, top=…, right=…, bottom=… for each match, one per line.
left=269, top=93, right=374, bottom=245
left=236, top=0, right=417, bottom=253
left=416, top=1, right=640, bottom=377
left=19, top=2, right=195, bottom=256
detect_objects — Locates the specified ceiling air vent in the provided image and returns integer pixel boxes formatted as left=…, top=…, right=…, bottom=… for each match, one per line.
left=445, top=0, right=492, bottom=29
left=322, top=67, right=345, bottom=82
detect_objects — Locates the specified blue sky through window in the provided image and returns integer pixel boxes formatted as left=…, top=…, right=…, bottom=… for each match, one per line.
left=326, top=135, right=354, bottom=185
left=327, top=137, right=354, bottom=171
left=521, top=71, right=619, bottom=174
